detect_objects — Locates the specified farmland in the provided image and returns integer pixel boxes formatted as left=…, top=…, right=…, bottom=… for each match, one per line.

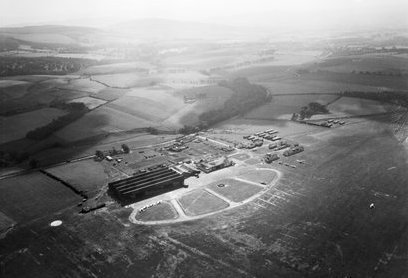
left=45, top=160, right=108, bottom=197
left=0, top=172, right=81, bottom=222
left=0, top=107, right=67, bottom=144
left=1, top=22, right=408, bottom=278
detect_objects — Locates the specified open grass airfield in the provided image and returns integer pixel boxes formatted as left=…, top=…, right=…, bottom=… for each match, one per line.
left=1, top=21, right=408, bottom=278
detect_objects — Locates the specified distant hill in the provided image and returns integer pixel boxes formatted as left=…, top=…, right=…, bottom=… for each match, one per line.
left=108, top=18, right=262, bottom=40
left=0, top=25, right=104, bottom=47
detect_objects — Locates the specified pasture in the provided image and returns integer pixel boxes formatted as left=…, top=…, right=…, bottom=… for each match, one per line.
left=322, top=97, right=392, bottom=119
left=55, top=106, right=154, bottom=142
left=0, top=107, right=67, bottom=144
left=81, top=62, right=154, bottom=75
left=46, top=160, right=108, bottom=197
left=91, top=73, right=160, bottom=88
left=68, top=96, right=106, bottom=110
left=0, top=172, right=81, bottom=222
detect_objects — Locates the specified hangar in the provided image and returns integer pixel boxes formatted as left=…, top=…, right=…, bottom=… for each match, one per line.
left=108, top=166, right=184, bottom=204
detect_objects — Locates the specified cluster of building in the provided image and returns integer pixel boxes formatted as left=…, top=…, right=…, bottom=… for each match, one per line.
left=196, top=156, right=235, bottom=173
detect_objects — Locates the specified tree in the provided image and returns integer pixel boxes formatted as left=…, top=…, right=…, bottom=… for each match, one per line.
left=121, top=144, right=130, bottom=154
left=95, top=150, right=104, bottom=158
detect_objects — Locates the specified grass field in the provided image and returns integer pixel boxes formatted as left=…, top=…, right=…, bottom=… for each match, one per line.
left=300, top=71, right=408, bottom=90
left=237, top=169, right=277, bottom=185
left=81, top=62, right=154, bottom=75
left=208, top=179, right=263, bottom=202
left=315, top=55, right=408, bottom=74
left=0, top=82, right=32, bottom=101
left=178, top=189, right=229, bottom=216
left=68, top=96, right=107, bottom=110
left=135, top=201, right=178, bottom=222
left=91, top=73, right=160, bottom=88
left=55, top=106, right=154, bottom=142
left=313, top=97, right=393, bottom=119
left=0, top=172, right=81, bottom=222
left=59, top=78, right=106, bottom=93
left=107, top=95, right=181, bottom=122
left=46, top=160, right=108, bottom=197
left=0, top=107, right=67, bottom=144
left=91, top=88, right=128, bottom=101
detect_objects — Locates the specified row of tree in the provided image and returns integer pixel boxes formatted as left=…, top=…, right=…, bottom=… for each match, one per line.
left=26, top=102, right=89, bottom=140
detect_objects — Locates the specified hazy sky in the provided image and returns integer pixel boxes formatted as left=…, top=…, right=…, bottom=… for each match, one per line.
left=1, top=0, right=407, bottom=29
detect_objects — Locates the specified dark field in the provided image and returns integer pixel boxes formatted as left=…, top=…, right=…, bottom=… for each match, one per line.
left=0, top=172, right=82, bottom=222
left=135, top=201, right=178, bottom=222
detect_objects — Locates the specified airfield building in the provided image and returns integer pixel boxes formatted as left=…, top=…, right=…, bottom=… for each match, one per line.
left=196, top=157, right=234, bottom=173
left=108, top=166, right=184, bottom=204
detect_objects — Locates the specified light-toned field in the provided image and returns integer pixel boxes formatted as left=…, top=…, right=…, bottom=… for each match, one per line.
left=81, top=62, right=154, bottom=75
left=321, top=97, right=392, bottom=118
left=0, top=108, right=67, bottom=144
left=55, top=106, right=154, bottom=142
left=237, top=169, right=277, bottom=184
left=178, top=189, right=229, bottom=216
left=215, top=117, right=323, bottom=138
left=46, top=160, right=108, bottom=197
left=259, top=79, right=385, bottom=94
left=315, top=55, right=408, bottom=74
left=0, top=80, right=29, bottom=88
left=68, top=96, right=106, bottom=110
left=91, top=73, right=159, bottom=88
left=125, top=87, right=185, bottom=110
left=207, top=178, right=263, bottom=202
left=245, top=94, right=338, bottom=120
left=10, top=33, right=76, bottom=44
left=91, top=88, right=128, bottom=101
left=107, top=95, right=182, bottom=122
left=162, top=85, right=234, bottom=127
left=59, top=78, right=106, bottom=93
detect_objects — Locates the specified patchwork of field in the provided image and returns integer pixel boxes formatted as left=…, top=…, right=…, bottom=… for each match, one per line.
left=91, top=88, right=128, bottom=101
left=0, top=107, right=67, bottom=144
left=46, top=160, right=108, bottom=197
left=81, top=62, right=154, bottom=75
left=91, top=73, right=160, bottom=88
left=0, top=172, right=81, bottom=222
left=58, top=78, right=106, bottom=93
left=315, top=55, right=408, bottom=74
left=299, top=71, right=408, bottom=90
left=207, top=178, right=263, bottom=202
left=135, top=201, right=178, bottom=221
left=0, top=81, right=32, bottom=101
left=178, top=189, right=229, bottom=216
left=55, top=106, right=154, bottom=142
